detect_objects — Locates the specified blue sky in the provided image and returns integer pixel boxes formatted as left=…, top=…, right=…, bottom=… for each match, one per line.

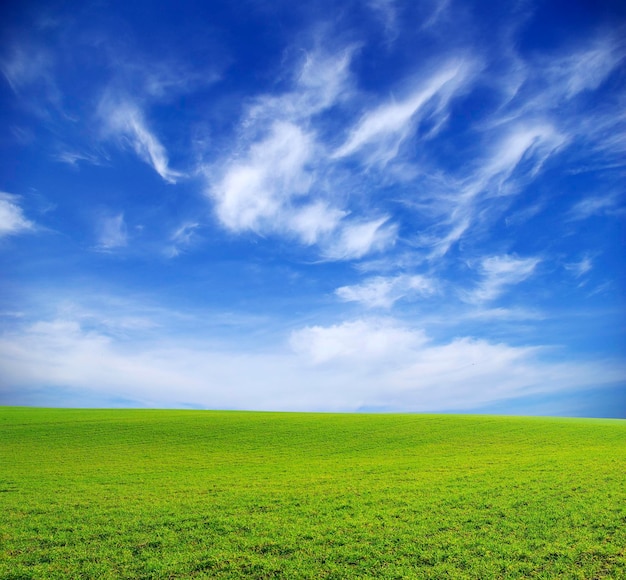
left=1, top=0, right=624, bottom=416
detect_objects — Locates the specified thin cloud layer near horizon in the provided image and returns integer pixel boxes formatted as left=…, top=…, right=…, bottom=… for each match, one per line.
left=1, top=0, right=624, bottom=416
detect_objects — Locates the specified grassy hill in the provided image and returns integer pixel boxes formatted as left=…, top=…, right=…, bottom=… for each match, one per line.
left=1, top=408, right=624, bottom=578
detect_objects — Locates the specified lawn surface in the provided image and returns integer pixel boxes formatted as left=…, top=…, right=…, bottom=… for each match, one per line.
left=1, top=408, right=625, bottom=578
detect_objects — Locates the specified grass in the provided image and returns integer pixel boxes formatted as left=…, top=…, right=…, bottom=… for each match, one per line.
left=0, top=408, right=625, bottom=579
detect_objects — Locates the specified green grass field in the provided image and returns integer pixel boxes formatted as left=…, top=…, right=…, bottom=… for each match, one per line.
left=1, top=408, right=624, bottom=579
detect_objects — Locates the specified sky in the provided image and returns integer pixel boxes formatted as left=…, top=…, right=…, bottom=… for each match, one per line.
left=0, top=0, right=625, bottom=417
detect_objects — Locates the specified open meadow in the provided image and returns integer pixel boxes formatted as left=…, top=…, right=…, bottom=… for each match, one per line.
left=1, top=408, right=625, bottom=579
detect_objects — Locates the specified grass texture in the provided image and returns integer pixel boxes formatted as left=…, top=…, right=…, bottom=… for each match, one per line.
left=1, top=408, right=625, bottom=578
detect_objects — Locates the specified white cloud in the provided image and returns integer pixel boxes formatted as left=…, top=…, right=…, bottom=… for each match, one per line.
left=1, top=312, right=623, bottom=412
left=54, top=150, right=105, bottom=167
left=289, top=202, right=347, bottom=245
left=206, top=35, right=596, bottom=265
left=211, top=121, right=314, bottom=232
left=500, top=35, right=624, bottom=121
left=247, top=46, right=355, bottom=125
left=291, top=318, right=425, bottom=364
left=421, top=0, right=451, bottom=30
left=504, top=201, right=545, bottom=226
left=424, top=218, right=471, bottom=260
left=402, top=34, right=622, bottom=260
left=546, top=38, right=624, bottom=100
left=211, top=118, right=373, bottom=253
left=289, top=318, right=625, bottom=411
left=568, top=193, right=622, bottom=220
left=0, top=39, right=67, bottom=120
left=336, top=274, right=435, bottom=308
left=0, top=192, right=35, bottom=237
left=206, top=46, right=401, bottom=260
left=95, top=213, right=127, bottom=250
left=99, top=98, right=182, bottom=184
left=579, top=109, right=626, bottom=161
left=367, top=0, right=399, bottom=41
left=465, top=254, right=540, bottom=303
left=0, top=42, right=58, bottom=100
left=138, top=62, right=221, bottom=101
left=165, top=221, right=201, bottom=258
left=463, top=306, right=545, bottom=321
left=325, top=217, right=397, bottom=260
left=480, top=123, right=566, bottom=192
left=565, top=255, right=593, bottom=278
left=333, top=60, right=472, bottom=163
left=294, top=46, right=355, bottom=114
left=206, top=48, right=355, bottom=251
left=415, top=122, right=565, bottom=258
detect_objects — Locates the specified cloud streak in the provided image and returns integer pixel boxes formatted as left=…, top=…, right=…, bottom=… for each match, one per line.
left=336, top=274, right=435, bottom=308
left=543, top=36, right=624, bottom=100
left=99, top=97, right=182, bottom=183
left=568, top=193, right=623, bottom=221
left=0, top=41, right=60, bottom=111
left=0, top=193, right=35, bottom=237
left=95, top=212, right=128, bottom=251
left=333, top=60, right=473, bottom=164
left=465, top=255, right=540, bottom=303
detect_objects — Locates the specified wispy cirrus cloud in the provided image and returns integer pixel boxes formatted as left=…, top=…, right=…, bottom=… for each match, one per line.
left=207, top=47, right=479, bottom=261
left=99, top=97, right=183, bottom=183
left=53, top=149, right=108, bottom=168
left=462, top=306, right=545, bottom=321
left=464, top=254, right=540, bottom=304
left=414, top=122, right=566, bottom=259
left=541, top=36, right=624, bottom=101
left=565, top=255, right=593, bottom=279
left=247, top=45, right=355, bottom=123
left=1, top=0, right=624, bottom=418
left=95, top=212, right=127, bottom=251
left=333, top=60, right=475, bottom=165
left=165, top=221, right=201, bottom=258
left=336, top=273, right=435, bottom=308
left=207, top=46, right=398, bottom=260
left=568, top=193, right=624, bottom=221
left=0, top=41, right=59, bottom=106
left=205, top=27, right=618, bottom=269
left=0, top=193, right=36, bottom=237
left=479, top=123, right=566, bottom=191
left=325, top=218, right=397, bottom=261
left=493, top=32, right=624, bottom=123
left=402, top=31, right=624, bottom=261
left=132, top=59, right=221, bottom=102
left=367, top=0, right=400, bottom=41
